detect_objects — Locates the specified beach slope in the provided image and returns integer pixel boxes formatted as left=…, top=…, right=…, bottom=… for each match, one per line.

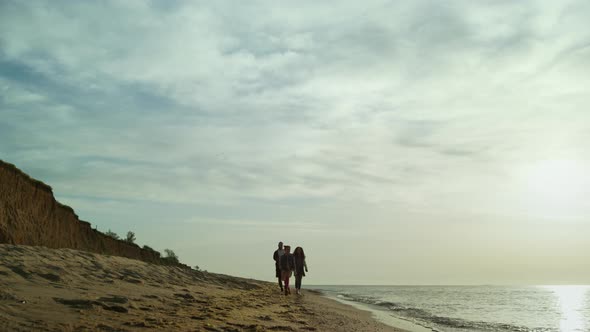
left=0, top=244, right=400, bottom=332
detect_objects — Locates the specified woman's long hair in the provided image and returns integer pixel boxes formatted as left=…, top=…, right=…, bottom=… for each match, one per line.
left=293, top=246, right=305, bottom=259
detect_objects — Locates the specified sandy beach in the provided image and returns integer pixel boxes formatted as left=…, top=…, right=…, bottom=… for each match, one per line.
left=0, top=244, right=402, bottom=332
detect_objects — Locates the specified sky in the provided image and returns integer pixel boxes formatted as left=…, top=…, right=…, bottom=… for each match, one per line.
left=1, top=0, right=589, bottom=285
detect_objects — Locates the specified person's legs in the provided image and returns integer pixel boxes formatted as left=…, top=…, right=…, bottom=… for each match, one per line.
left=276, top=267, right=283, bottom=291
left=284, top=275, right=290, bottom=295
left=295, top=275, right=302, bottom=291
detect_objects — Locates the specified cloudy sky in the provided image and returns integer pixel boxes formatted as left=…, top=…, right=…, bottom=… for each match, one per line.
left=1, top=0, right=589, bottom=284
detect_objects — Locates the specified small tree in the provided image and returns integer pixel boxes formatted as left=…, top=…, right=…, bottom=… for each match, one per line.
left=105, top=229, right=119, bottom=240
left=125, top=231, right=136, bottom=244
left=163, top=249, right=179, bottom=264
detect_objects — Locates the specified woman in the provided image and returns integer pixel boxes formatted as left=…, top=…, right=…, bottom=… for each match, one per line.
left=279, top=245, right=295, bottom=295
left=293, top=247, right=308, bottom=295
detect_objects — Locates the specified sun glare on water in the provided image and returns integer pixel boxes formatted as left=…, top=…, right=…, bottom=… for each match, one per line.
left=542, top=285, right=590, bottom=332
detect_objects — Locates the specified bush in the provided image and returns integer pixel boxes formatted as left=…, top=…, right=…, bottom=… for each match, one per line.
left=162, top=249, right=179, bottom=264
left=125, top=231, right=136, bottom=244
left=105, top=229, right=119, bottom=240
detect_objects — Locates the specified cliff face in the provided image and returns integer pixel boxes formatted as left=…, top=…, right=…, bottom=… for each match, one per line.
left=0, top=160, right=161, bottom=264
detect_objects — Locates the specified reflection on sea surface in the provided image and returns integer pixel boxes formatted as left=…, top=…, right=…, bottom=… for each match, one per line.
left=316, top=285, right=590, bottom=331
left=546, top=285, right=589, bottom=332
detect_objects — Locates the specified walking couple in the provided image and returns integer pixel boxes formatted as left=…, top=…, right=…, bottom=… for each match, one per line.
left=273, top=242, right=308, bottom=295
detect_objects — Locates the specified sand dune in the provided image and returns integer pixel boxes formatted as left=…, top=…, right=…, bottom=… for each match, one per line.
left=0, top=244, right=400, bottom=332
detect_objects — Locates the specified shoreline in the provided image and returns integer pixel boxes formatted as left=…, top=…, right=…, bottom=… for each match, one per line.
left=307, top=287, right=431, bottom=332
left=318, top=292, right=432, bottom=332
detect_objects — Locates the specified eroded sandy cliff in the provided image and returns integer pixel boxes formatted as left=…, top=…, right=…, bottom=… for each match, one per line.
left=0, top=160, right=161, bottom=263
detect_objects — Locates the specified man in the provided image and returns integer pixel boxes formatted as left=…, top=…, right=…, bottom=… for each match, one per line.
left=273, top=242, right=285, bottom=292
left=279, top=245, right=295, bottom=295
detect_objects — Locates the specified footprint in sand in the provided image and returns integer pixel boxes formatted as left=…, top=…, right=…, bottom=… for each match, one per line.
left=44, top=264, right=65, bottom=272
left=123, top=321, right=153, bottom=328
left=8, top=266, right=31, bottom=279
left=0, top=290, right=20, bottom=302
left=267, top=326, right=295, bottom=331
left=142, top=294, right=160, bottom=299
left=102, top=304, right=128, bottom=313
left=53, top=297, right=129, bottom=313
left=37, top=273, right=61, bottom=282
left=97, top=296, right=128, bottom=304
left=256, top=315, right=273, bottom=321
left=53, top=298, right=96, bottom=309
left=95, top=323, right=125, bottom=332
left=203, top=325, right=222, bottom=332
left=120, top=275, right=143, bottom=284
left=173, top=292, right=195, bottom=301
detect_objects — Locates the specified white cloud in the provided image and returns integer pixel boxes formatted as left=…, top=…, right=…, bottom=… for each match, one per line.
left=1, top=0, right=590, bottom=283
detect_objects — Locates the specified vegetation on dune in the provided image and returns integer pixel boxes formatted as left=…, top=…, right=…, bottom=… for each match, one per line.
left=162, top=249, right=179, bottom=264
left=99, top=229, right=190, bottom=268
left=125, top=231, right=136, bottom=244
left=105, top=229, right=119, bottom=240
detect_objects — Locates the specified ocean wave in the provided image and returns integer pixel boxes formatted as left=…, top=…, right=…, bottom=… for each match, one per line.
left=330, top=292, right=557, bottom=332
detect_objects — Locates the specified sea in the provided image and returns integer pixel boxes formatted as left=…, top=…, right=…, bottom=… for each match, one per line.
left=309, top=285, right=590, bottom=332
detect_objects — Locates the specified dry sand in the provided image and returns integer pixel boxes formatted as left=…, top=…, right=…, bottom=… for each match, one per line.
left=0, top=244, right=403, bottom=332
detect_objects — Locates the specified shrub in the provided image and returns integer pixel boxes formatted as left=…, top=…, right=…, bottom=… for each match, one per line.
left=162, top=249, right=179, bottom=264
left=105, top=229, right=119, bottom=240
left=125, top=231, right=136, bottom=244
